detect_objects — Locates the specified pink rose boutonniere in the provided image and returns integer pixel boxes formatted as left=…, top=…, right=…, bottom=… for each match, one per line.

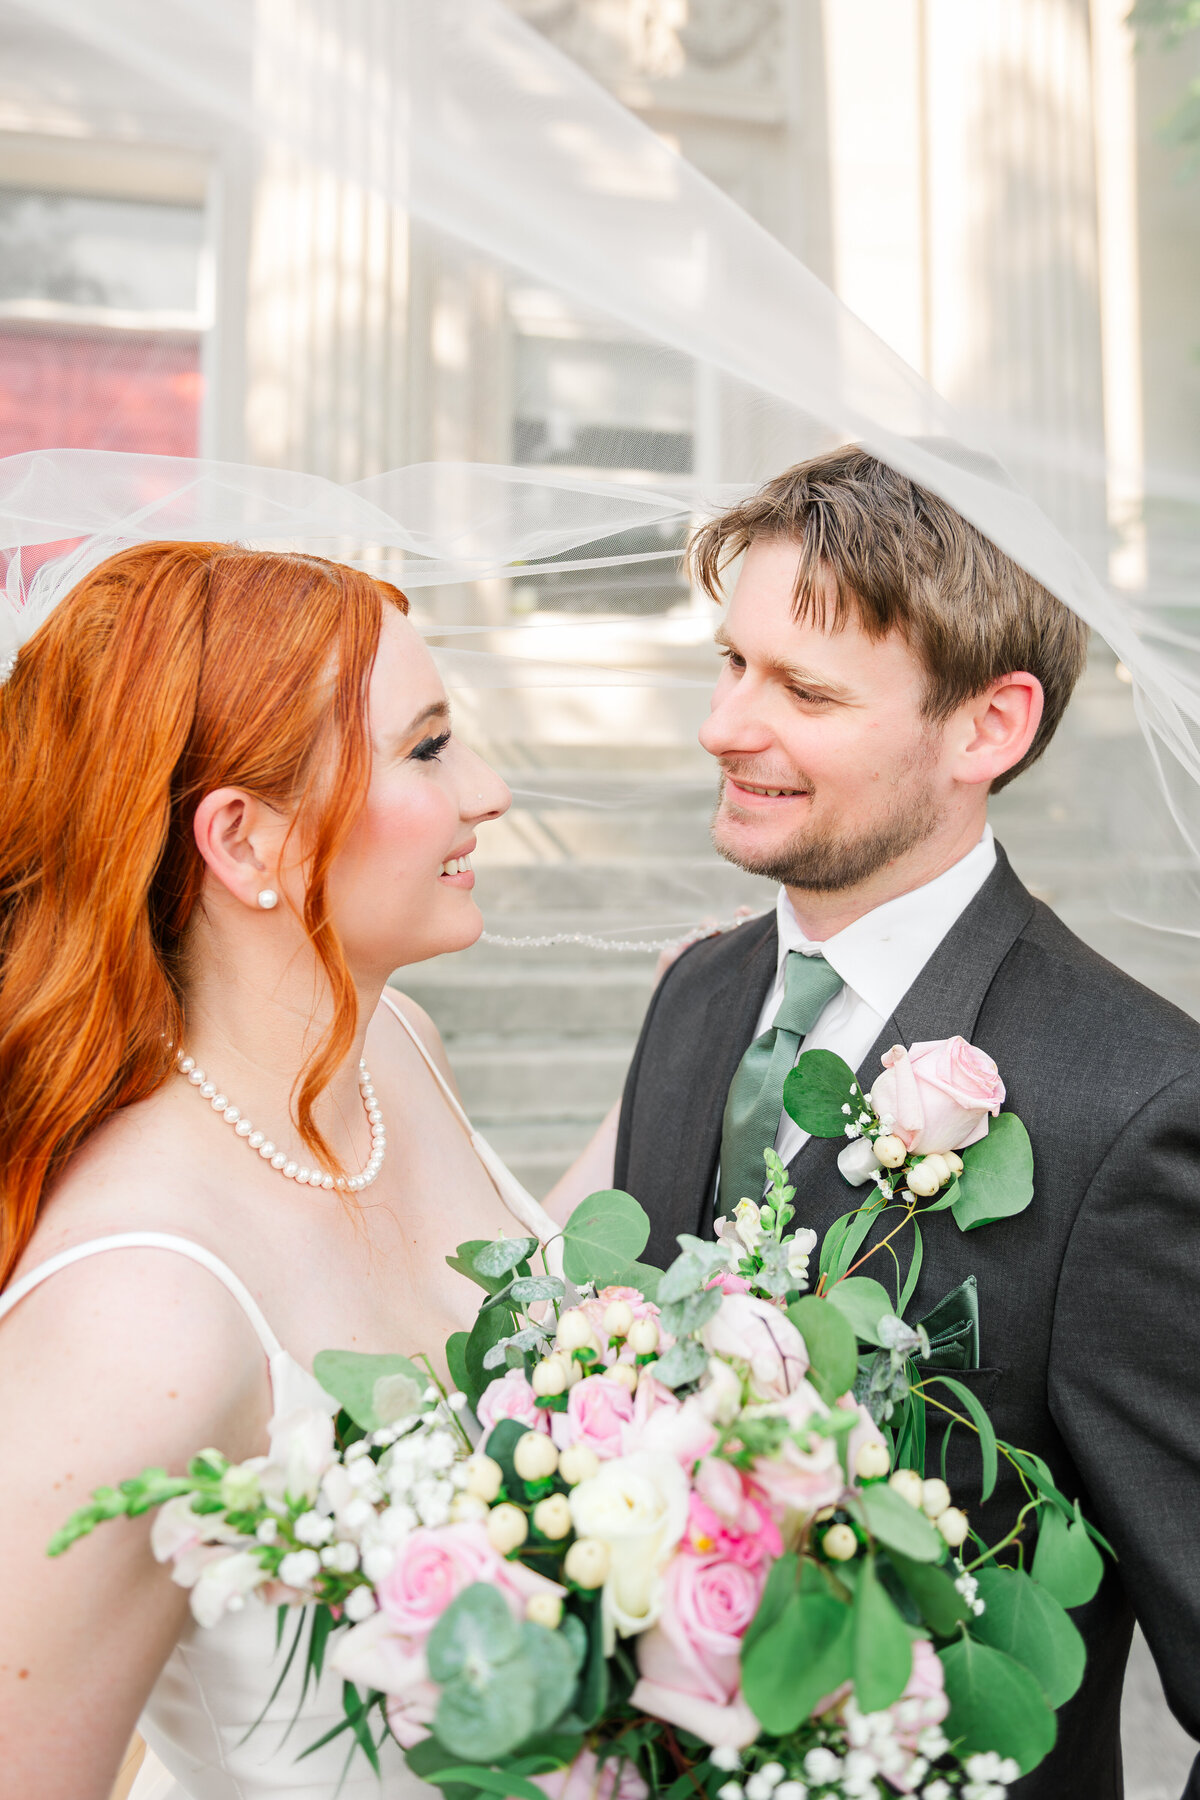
left=784, top=1034, right=1034, bottom=1231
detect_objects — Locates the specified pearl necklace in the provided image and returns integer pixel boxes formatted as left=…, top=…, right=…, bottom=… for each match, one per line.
left=174, top=1050, right=386, bottom=1192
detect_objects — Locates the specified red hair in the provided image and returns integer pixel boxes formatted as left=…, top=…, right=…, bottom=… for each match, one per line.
left=0, top=542, right=409, bottom=1288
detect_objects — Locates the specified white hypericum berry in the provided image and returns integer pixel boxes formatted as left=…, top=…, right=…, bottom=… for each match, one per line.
left=854, top=1440, right=891, bottom=1481
left=905, top=1159, right=944, bottom=1198
left=464, top=1454, right=504, bottom=1503
left=531, top=1356, right=568, bottom=1397
left=873, top=1134, right=908, bottom=1169
left=556, top=1309, right=595, bottom=1354
left=532, top=1493, right=573, bottom=1540
left=486, top=1503, right=529, bottom=1554
left=525, top=1591, right=564, bottom=1630
left=943, top=1151, right=964, bottom=1176
left=563, top=1536, right=610, bottom=1588
left=888, top=1468, right=926, bottom=1509
left=514, top=1431, right=560, bottom=1482
left=627, top=1316, right=660, bottom=1356
left=558, top=1443, right=602, bottom=1486
left=448, top=1492, right=489, bottom=1524
left=603, top=1299, right=635, bottom=1338
left=823, top=1522, right=859, bottom=1562
left=921, top=1478, right=952, bottom=1519
left=936, top=1507, right=970, bottom=1547
left=343, top=1585, right=377, bottom=1623
left=606, top=1362, right=639, bottom=1394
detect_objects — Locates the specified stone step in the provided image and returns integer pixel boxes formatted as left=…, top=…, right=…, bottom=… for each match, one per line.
left=398, top=960, right=655, bottom=1036
left=451, top=1033, right=633, bottom=1123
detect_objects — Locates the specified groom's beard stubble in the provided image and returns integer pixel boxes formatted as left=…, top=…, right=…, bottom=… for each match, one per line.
left=711, top=766, right=942, bottom=893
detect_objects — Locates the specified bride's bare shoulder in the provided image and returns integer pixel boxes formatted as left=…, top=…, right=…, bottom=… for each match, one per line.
left=369, top=984, right=461, bottom=1094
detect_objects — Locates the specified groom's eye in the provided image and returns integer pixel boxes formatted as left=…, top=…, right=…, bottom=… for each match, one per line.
left=717, top=647, right=745, bottom=671
left=409, top=729, right=452, bottom=763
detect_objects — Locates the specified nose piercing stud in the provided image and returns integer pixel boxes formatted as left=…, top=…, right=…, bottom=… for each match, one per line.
left=257, top=889, right=278, bottom=910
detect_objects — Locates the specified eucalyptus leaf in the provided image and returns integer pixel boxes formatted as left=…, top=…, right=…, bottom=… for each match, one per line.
left=651, top=1338, right=709, bottom=1390
left=312, top=1350, right=428, bottom=1432
left=509, top=1276, right=565, bottom=1305
left=447, top=1239, right=520, bottom=1296
left=888, top=1552, right=970, bottom=1637
left=482, top=1326, right=550, bottom=1370
left=465, top=1307, right=519, bottom=1411
left=939, top=1636, right=1057, bottom=1774
left=929, top=1374, right=999, bottom=1503
left=741, top=1585, right=853, bottom=1732
left=446, top=1332, right=470, bottom=1399
left=622, top=1261, right=664, bottom=1303
left=658, top=1285, right=722, bottom=1339
left=782, top=1048, right=863, bottom=1138
left=853, top=1483, right=943, bottom=1564
left=971, top=1566, right=1086, bottom=1708
left=436, top=1666, right=536, bottom=1762
left=851, top=1554, right=913, bottom=1713
left=823, top=1276, right=894, bottom=1347
left=787, top=1296, right=858, bottom=1403
left=561, top=1192, right=650, bottom=1287
left=474, top=1237, right=540, bottom=1279
left=427, top=1584, right=520, bottom=1685
left=1030, top=1500, right=1105, bottom=1609
left=520, top=1621, right=579, bottom=1732
left=951, top=1112, right=1034, bottom=1232
left=657, top=1255, right=705, bottom=1304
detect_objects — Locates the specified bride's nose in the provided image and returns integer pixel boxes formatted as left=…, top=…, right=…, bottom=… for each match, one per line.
left=460, top=746, right=510, bottom=822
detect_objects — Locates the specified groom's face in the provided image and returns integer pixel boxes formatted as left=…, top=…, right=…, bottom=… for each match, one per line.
left=700, top=538, right=949, bottom=891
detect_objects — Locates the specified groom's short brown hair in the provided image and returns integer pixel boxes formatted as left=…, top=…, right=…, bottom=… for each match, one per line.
left=687, top=446, right=1088, bottom=792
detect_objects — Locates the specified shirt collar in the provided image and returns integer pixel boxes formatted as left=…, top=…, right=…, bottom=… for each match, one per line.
left=774, top=825, right=997, bottom=1021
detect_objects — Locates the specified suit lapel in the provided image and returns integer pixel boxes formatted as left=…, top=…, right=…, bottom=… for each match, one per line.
left=672, top=916, right=778, bottom=1244
left=784, top=848, right=1036, bottom=1235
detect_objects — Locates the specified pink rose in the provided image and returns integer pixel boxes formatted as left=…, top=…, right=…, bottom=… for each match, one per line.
left=375, top=1523, right=496, bottom=1644
left=707, top=1269, right=753, bottom=1296
left=532, top=1749, right=649, bottom=1800
left=476, top=1367, right=547, bottom=1437
left=749, top=1380, right=844, bottom=1533
left=621, top=1378, right=718, bottom=1468
left=630, top=1551, right=763, bottom=1747
left=702, top=1293, right=808, bottom=1401
left=869, top=1037, right=1004, bottom=1156
left=686, top=1461, right=782, bottom=1569
left=553, top=1373, right=636, bottom=1459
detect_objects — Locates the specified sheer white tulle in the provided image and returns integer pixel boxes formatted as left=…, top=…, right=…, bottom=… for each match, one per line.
left=1, top=0, right=1198, bottom=929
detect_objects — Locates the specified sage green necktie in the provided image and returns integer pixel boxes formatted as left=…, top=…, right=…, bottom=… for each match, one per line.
left=717, top=951, right=844, bottom=1218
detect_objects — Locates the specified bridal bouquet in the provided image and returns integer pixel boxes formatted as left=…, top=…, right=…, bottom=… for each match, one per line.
left=52, top=1037, right=1107, bottom=1800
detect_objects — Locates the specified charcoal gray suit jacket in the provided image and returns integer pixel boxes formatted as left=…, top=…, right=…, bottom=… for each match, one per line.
left=614, top=845, right=1200, bottom=1800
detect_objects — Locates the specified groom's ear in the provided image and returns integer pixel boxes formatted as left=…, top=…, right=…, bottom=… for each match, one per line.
left=947, top=672, right=1044, bottom=790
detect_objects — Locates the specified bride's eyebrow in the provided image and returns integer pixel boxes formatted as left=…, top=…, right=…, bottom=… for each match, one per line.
left=383, top=699, right=450, bottom=755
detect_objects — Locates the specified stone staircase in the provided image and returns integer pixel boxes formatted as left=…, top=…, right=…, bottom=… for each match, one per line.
left=399, top=640, right=1200, bottom=1200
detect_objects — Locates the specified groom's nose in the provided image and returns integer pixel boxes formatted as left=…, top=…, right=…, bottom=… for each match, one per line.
left=699, top=678, right=776, bottom=762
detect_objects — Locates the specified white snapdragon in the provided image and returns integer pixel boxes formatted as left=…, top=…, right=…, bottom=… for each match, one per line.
left=733, top=1198, right=765, bottom=1253
left=785, top=1228, right=818, bottom=1285
left=188, top=1549, right=269, bottom=1627
left=219, top=1459, right=265, bottom=1511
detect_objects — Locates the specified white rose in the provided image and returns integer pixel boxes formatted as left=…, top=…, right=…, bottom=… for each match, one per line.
left=568, top=1451, right=689, bottom=1652
left=264, top=1405, right=338, bottom=1504
left=189, top=1549, right=269, bottom=1628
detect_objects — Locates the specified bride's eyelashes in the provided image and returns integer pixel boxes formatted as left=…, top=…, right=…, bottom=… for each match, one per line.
left=408, top=729, right=452, bottom=763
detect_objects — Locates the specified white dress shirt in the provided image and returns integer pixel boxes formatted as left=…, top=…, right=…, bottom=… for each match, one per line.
left=754, top=827, right=997, bottom=1175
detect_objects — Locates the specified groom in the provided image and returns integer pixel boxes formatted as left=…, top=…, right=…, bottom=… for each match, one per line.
left=613, top=450, right=1200, bottom=1799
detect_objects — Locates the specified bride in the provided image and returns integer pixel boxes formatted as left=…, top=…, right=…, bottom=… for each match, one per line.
left=0, top=540, right=575, bottom=1799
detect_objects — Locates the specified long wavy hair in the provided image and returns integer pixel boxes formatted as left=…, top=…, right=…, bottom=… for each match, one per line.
left=0, top=541, right=409, bottom=1288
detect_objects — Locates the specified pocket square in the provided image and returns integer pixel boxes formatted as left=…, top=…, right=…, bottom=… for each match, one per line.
left=916, top=1275, right=979, bottom=1370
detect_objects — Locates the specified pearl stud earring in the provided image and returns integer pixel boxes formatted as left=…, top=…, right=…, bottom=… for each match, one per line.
left=257, top=889, right=278, bottom=910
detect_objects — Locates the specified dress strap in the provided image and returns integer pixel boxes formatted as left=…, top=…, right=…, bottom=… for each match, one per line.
left=0, top=1232, right=285, bottom=1359
left=378, top=988, right=561, bottom=1252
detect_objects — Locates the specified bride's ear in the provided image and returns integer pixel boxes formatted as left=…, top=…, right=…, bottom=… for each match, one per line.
left=193, top=788, right=283, bottom=909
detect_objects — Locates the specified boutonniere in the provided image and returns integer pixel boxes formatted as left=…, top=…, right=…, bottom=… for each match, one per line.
left=783, top=1035, right=1034, bottom=1232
